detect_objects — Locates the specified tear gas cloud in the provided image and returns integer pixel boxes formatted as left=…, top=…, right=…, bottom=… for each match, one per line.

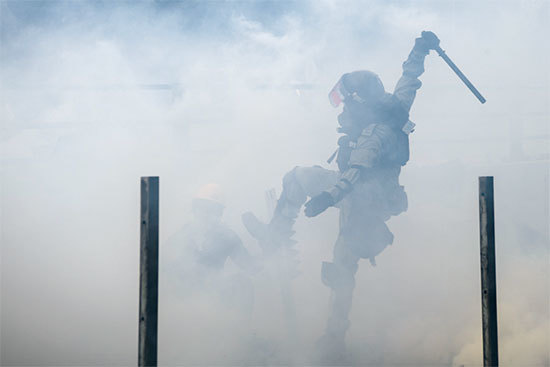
left=1, top=0, right=548, bottom=366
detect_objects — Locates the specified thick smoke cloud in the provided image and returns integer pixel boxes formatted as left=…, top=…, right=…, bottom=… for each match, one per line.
left=1, top=0, right=548, bottom=366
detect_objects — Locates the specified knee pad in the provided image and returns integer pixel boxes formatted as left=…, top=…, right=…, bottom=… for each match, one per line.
left=282, top=167, right=305, bottom=201
left=277, top=167, right=306, bottom=217
left=282, top=166, right=300, bottom=187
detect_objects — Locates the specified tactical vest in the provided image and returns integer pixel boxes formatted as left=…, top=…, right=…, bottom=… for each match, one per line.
left=336, top=127, right=409, bottom=172
left=335, top=93, right=410, bottom=172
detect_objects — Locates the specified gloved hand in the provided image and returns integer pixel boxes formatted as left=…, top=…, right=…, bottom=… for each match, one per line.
left=304, top=192, right=334, bottom=217
left=421, top=31, right=440, bottom=50
left=414, top=31, right=440, bottom=54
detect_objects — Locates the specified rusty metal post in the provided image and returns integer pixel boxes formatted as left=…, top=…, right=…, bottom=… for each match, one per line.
left=139, top=177, right=159, bottom=367
left=479, top=176, right=499, bottom=367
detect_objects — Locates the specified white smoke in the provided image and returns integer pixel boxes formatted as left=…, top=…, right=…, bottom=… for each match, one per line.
left=1, top=0, right=548, bottom=366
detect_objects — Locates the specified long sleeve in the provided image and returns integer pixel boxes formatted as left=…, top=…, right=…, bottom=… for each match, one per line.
left=393, top=43, right=429, bottom=113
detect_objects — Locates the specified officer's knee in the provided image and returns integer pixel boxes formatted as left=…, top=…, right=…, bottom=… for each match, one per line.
left=280, top=166, right=308, bottom=207
left=282, top=166, right=301, bottom=188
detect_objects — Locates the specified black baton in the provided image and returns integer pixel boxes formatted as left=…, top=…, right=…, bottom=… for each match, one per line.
left=434, top=45, right=486, bottom=104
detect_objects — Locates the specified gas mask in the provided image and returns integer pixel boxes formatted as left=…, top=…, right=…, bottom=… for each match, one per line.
left=337, top=103, right=371, bottom=136
left=329, top=71, right=385, bottom=136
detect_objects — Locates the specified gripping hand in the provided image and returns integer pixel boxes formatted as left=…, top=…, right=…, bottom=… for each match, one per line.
left=421, top=31, right=440, bottom=49
left=414, top=31, right=440, bottom=54
left=304, top=192, right=334, bottom=217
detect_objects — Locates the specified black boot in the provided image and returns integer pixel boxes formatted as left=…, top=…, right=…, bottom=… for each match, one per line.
left=242, top=211, right=296, bottom=253
left=314, top=319, right=349, bottom=365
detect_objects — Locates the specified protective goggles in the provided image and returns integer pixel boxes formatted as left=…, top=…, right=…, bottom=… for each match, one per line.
left=328, top=75, right=365, bottom=108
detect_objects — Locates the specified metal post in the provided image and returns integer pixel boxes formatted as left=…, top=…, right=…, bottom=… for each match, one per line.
left=139, top=177, right=159, bottom=367
left=478, top=176, right=499, bottom=367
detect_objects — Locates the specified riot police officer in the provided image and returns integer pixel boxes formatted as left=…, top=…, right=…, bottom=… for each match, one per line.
left=243, top=31, right=440, bottom=361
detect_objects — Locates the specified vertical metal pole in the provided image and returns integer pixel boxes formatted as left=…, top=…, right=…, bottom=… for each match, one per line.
left=139, top=177, right=159, bottom=367
left=479, top=176, right=499, bottom=367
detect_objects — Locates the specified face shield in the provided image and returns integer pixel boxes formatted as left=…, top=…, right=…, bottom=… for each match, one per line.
left=329, top=76, right=370, bottom=134
left=329, top=71, right=386, bottom=135
left=328, top=75, right=366, bottom=108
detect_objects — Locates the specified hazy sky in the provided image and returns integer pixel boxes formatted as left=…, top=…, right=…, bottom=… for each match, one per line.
left=1, top=1, right=548, bottom=366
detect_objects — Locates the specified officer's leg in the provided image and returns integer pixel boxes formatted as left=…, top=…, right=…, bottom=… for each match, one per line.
left=243, top=166, right=338, bottom=246
left=317, top=233, right=360, bottom=358
left=273, top=166, right=338, bottom=228
left=314, top=196, right=364, bottom=362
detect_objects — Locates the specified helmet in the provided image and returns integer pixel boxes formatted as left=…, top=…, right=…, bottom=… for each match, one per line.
left=329, top=70, right=385, bottom=108
left=194, top=183, right=225, bottom=207
left=192, top=183, right=225, bottom=220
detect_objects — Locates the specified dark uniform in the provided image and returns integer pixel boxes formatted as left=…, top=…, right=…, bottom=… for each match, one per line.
left=243, top=33, right=440, bottom=360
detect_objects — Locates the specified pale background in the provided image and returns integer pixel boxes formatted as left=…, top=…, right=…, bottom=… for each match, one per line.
left=1, top=1, right=548, bottom=365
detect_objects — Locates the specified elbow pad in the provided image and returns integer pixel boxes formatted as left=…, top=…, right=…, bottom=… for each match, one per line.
left=339, top=167, right=361, bottom=185
left=328, top=167, right=361, bottom=203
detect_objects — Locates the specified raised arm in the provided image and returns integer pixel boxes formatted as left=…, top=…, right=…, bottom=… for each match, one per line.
left=393, top=31, right=440, bottom=112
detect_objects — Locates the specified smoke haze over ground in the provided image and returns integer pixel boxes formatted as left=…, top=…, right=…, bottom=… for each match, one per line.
left=1, top=0, right=548, bottom=365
